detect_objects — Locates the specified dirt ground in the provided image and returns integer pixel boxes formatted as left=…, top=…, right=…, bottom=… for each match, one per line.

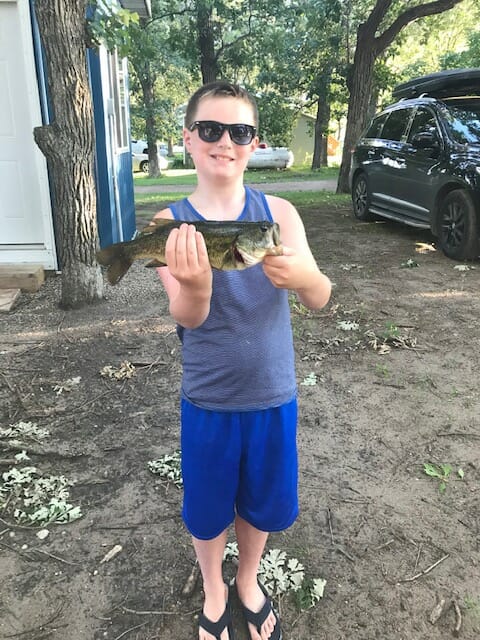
left=1, top=202, right=479, bottom=640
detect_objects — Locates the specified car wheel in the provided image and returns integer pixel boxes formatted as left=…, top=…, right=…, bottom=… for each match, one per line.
left=439, top=190, right=479, bottom=260
left=352, top=173, right=374, bottom=221
left=140, top=160, right=149, bottom=173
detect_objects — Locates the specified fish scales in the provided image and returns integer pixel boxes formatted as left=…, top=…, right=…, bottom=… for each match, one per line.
left=96, top=219, right=283, bottom=285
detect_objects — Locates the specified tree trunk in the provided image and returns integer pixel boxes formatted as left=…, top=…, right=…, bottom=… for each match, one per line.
left=336, top=0, right=465, bottom=194
left=197, top=1, right=218, bottom=83
left=140, top=70, right=161, bottom=177
left=312, top=94, right=331, bottom=169
left=33, top=0, right=103, bottom=308
left=337, top=23, right=376, bottom=193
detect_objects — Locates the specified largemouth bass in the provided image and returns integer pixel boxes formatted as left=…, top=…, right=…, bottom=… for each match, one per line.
left=96, top=219, right=283, bottom=285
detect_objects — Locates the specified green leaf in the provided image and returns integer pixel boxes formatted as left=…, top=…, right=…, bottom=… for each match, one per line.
left=457, top=468, right=464, bottom=479
left=423, top=463, right=442, bottom=479
left=439, top=464, right=452, bottom=478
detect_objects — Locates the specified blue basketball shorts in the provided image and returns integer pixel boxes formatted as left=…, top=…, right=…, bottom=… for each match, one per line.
left=180, top=397, right=299, bottom=540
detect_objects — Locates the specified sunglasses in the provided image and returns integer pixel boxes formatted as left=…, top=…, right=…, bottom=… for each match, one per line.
left=189, top=120, right=257, bottom=145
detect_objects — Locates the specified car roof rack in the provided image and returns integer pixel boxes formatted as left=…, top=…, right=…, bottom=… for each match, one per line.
left=392, top=68, right=480, bottom=100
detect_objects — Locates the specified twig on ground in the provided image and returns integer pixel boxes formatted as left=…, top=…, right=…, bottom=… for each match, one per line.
left=3, top=605, right=65, bottom=637
left=113, top=621, right=148, bottom=640
left=181, top=560, right=200, bottom=597
left=121, top=606, right=200, bottom=616
left=30, top=548, right=80, bottom=565
left=452, top=599, right=462, bottom=637
left=437, top=432, right=480, bottom=439
left=326, top=508, right=334, bottom=544
left=334, top=545, right=355, bottom=562
left=0, top=540, right=36, bottom=561
left=413, top=543, right=422, bottom=573
left=429, top=597, right=446, bottom=624
left=374, top=539, right=395, bottom=551
left=73, top=388, right=115, bottom=411
left=397, top=553, right=449, bottom=583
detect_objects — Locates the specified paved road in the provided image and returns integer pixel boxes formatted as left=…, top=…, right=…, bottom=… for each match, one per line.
left=135, top=179, right=338, bottom=194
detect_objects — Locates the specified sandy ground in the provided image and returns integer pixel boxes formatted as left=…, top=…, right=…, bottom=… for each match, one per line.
left=0, top=201, right=479, bottom=640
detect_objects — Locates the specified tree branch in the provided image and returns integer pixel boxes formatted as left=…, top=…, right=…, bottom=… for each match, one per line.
left=375, top=0, right=464, bottom=53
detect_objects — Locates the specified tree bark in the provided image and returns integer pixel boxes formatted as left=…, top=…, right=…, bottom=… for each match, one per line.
left=312, top=91, right=331, bottom=169
left=197, top=1, right=219, bottom=83
left=336, top=0, right=465, bottom=193
left=33, top=0, right=103, bottom=307
left=139, top=69, right=161, bottom=177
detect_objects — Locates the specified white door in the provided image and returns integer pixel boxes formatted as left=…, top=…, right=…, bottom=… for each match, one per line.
left=0, top=0, right=57, bottom=269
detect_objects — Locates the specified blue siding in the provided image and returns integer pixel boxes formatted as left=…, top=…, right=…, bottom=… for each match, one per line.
left=30, top=1, right=136, bottom=253
left=88, top=49, right=136, bottom=248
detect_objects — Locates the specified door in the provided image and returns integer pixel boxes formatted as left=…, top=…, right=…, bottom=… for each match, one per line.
left=0, top=0, right=57, bottom=268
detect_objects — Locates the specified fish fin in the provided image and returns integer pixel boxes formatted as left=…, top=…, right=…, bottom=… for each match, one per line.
left=145, top=259, right=167, bottom=268
left=96, top=246, right=132, bottom=285
left=140, top=219, right=174, bottom=234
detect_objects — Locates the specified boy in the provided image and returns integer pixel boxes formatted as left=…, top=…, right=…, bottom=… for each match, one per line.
left=154, top=82, right=331, bottom=640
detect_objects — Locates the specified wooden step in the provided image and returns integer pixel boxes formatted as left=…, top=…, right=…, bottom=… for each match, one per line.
left=0, top=288, right=21, bottom=312
left=0, top=264, right=45, bottom=293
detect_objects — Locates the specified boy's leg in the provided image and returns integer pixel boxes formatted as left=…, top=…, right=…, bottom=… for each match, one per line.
left=234, top=515, right=277, bottom=640
left=193, top=530, right=231, bottom=640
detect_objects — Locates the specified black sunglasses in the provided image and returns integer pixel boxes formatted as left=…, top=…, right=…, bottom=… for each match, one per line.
left=189, top=120, right=257, bottom=145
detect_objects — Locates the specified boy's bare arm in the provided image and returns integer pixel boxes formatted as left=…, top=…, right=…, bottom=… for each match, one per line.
left=263, top=197, right=331, bottom=310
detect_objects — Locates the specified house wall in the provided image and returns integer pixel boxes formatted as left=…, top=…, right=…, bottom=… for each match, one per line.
left=89, top=48, right=136, bottom=248
left=290, top=113, right=343, bottom=166
left=0, top=0, right=57, bottom=270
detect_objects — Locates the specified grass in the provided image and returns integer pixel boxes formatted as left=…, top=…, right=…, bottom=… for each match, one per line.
left=133, top=165, right=340, bottom=187
left=133, top=165, right=350, bottom=221
left=134, top=190, right=351, bottom=219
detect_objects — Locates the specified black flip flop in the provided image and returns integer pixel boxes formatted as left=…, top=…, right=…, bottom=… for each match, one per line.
left=199, top=596, right=235, bottom=640
left=238, top=581, right=282, bottom=640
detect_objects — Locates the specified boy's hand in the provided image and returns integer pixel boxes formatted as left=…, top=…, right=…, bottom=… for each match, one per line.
left=263, top=245, right=315, bottom=290
left=165, top=223, right=212, bottom=291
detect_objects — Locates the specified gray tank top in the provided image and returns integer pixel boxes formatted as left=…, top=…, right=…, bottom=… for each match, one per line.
left=170, top=187, right=296, bottom=411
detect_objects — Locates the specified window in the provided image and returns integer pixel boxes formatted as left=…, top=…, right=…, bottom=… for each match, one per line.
left=108, top=51, right=129, bottom=151
left=380, top=109, right=411, bottom=142
left=365, top=113, right=388, bottom=138
left=407, top=108, right=438, bottom=142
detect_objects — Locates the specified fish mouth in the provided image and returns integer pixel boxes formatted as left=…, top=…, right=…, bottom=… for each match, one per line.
left=235, top=246, right=260, bottom=266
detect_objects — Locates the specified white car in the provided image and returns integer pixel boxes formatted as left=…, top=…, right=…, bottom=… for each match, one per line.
left=132, top=152, right=169, bottom=173
left=247, top=145, right=294, bottom=169
left=131, top=139, right=169, bottom=173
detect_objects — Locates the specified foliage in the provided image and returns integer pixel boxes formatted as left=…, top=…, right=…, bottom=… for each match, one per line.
left=224, top=542, right=326, bottom=609
left=148, top=450, right=183, bottom=487
left=0, top=421, right=81, bottom=526
left=423, top=462, right=464, bottom=493
left=87, top=1, right=140, bottom=57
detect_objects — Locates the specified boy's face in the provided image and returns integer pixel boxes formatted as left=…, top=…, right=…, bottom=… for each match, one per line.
left=184, top=96, right=259, bottom=179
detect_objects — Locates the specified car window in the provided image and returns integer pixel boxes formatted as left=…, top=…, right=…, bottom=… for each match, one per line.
left=364, top=113, right=388, bottom=138
left=443, top=105, right=480, bottom=144
left=407, top=108, right=438, bottom=142
left=380, top=108, right=411, bottom=141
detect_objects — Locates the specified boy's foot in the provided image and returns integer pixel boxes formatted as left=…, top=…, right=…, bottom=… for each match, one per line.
left=236, top=579, right=281, bottom=640
left=199, top=584, right=234, bottom=640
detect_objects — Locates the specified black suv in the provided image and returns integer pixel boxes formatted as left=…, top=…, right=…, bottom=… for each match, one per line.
left=349, top=68, right=480, bottom=260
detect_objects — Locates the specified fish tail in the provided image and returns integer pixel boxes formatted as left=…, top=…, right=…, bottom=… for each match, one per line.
left=96, top=245, right=133, bottom=285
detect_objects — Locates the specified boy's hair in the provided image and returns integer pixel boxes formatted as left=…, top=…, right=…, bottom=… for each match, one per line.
left=185, top=81, right=259, bottom=129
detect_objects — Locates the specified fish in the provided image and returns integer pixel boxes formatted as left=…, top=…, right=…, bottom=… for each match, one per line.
left=96, top=219, right=283, bottom=285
